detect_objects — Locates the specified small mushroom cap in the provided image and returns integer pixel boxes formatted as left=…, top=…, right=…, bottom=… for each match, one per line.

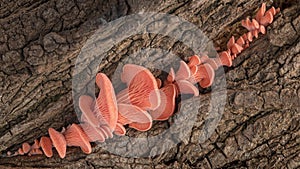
left=256, top=2, right=266, bottom=22
left=119, top=64, right=160, bottom=110
left=236, top=36, right=245, bottom=46
left=128, top=121, right=152, bottom=131
left=227, top=36, right=235, bottom=49
left=175, top=61, right=191, bottom=81
left=231, top=43, right=243, bottom=55
left=260, top=11, right=273, bottom=26
left=247, top=31, right=253, bottom=42
left=166, top=67, right=175, bottom=83
left=18, top=148, right=24, bottom=155
left=197, top=63, right=215, bottom=88
left=114, top=123, right=126, bottom=136
left=252, top=19, right=260, bottom=29
left=40, top=136, right=53, bottom=158
left=79, top=95, right=100, bottom=127
left=176, top=80, right=199, bottom=96
left=48, top=128, right=67, bottom=158
left=22, top=142, right=31, bottom=154
left=31, top=139, right=40, bottom=149
left=80, top=123, right=105, bottom=142
left=64, top=124, right=92, bottom=154
left=205, top=58, right=219, bottom=70
left=95, top=73, right=118, bottom=131
left=259, top=25, right=266, bottom=34
left=28, top=149, right=43, bottom=156
left=219, top=51, right=232, bottom=67
left=189, top=65, right=198, bottom=76
left=150, top=84, right=176, bottom=121
left=118, top=103, right=153, bottom=124
left=156, top=78, right=162, bottom=88
left=121, top=64, right=145, bottom=84
left=188, top=55, right=201, bottom=67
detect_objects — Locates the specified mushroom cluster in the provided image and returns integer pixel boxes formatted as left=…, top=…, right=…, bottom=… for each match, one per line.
left=10, top=3, right=279, bottom=159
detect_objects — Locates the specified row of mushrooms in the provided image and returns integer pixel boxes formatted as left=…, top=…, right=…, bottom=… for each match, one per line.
left=10, top=3, right=279, bottom=158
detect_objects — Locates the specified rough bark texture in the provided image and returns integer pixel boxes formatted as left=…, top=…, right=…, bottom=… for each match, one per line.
left=0, top=0, right=299, bottom=168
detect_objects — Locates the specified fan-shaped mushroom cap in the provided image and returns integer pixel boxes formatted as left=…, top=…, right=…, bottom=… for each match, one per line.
left=231, top=43, right=243, bottom=55
left=256, top=3, right=266, bottom=22
left=114, top=123, right=126, bottom=136
left=166, top=67, right=175, bottom=83
left=188, top=55, right=201, bottom=67
left=227, top=36, right=235, bottom=49
left=28, top=149, right=43, bottom=156
left=197, top=63, right=215, bottom=88
left=175, top=61, right=191, bottom=81
left=95, top=73, right=118, bottom=131
left=40, top=136, right=53, bottom=158
left=31, top=139, right=40, bottom=149
left=117, top=103, right=153, bottom=124
left=259, top=25, right=266, bottom=34
left=219, top=51, right=232, bottom=67
left=128, top=121, right=152, bottom=131
left=48, top=128, right=66, bottom=158
left=176, top=80, right=199, bottom=96
left=79, top=123, right=105, bottom=142
left=150, top=84, right=176, bottom=121
left=18, top=148, right=24, bottom=155
left=118, top=64, right=160, bottom=110
left=156, top=78, right=162, bottom=88
left=260, top=11, right=273, bottom=26
left=205, top=58, right=219, bottom=70
left=79, top=95, right=100, bottom=127
left=237, top=37, right=245, bottom=46
left=64, top=124, right=92, bottom=154
left=22, top=143, right=31, bottom=154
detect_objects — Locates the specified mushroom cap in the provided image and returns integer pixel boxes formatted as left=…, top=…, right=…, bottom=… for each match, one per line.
left=256, top=2, right=266, bottom=22
left=175, top=61, right=191, bottom=81
left=40, top=136, right=53, bottom=158
left=197, top=63, right=215, bottom=88
left=22, top=142, right=31, bottom=154
left=188, top=55, right=201, bottom=67
left=119, top=64, right=160, bottom=110
left=48, top=128, right=67, bottom=158
left=260, top=10, right=273, bottom=26
left=231, top=43, right=243, bottom=55
left=227, top=36, right=235, bottom=49
left=128, top=121, right=152, bottom=131
left=80, top=123, right=105, bottom=142
left=176, top=80, right=199, bottom=96
left=117, top=103, right=153, bottom=124
left=219, top=51, right=232, bottom=67
left=237, top=36, right=245, bottom=46
left=95, top=73, right=118, bottom=131
left=114, top=123, right=126, bottom=136
left=31, top=139, right=40, bottom=149
left=79, top=95, right=101, bottom=127
left=64, top=124, right=92, bottom=154
left=166, top=67, right=175, bottom=83
left=205, top=58, right=219, bottom=70
left=156, top=78, right=162, bottom=88
left=149, top=84, right=176, bottom=121
left=28, top=149, right=43, bottom=156
left=259, top=25, right=266, bottom=34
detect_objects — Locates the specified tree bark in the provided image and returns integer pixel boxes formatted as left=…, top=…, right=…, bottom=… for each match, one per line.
left=0, top=0, right=299, bottom=168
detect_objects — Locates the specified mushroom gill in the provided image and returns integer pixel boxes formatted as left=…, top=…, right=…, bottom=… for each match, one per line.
left=63, top=124, right=92, bottom=154
left=48, top=128, right=67, bottom=158
left=94, top=73, right=118, bottom=131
